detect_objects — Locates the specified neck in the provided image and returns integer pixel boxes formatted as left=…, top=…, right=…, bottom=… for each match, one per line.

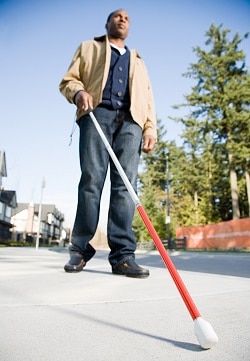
left=108, top=37, right=125, bottom=48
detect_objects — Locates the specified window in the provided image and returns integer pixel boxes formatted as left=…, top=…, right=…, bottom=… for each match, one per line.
left=5, top=205, right=12, bottom=221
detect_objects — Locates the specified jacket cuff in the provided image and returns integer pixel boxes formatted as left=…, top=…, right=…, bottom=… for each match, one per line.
left=73, top=90, right=84, bottom=104
left=143, top=128, right=157, bottom=140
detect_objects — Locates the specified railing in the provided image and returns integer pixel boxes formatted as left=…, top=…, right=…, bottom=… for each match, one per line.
left=162, top=237, right=187, bottom=250
left=137, top=237, right=187, bottom=251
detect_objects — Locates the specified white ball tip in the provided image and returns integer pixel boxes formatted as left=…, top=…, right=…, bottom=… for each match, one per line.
left=194, top=317, right=218, bottom=349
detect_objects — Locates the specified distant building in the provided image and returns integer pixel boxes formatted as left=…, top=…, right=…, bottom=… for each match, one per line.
left=0, top=150, right=66, bottom=246
left=0, top=190, right=17, bottom=241
left=0, top=150, right=17, bottom=242
left=11, top=203, right=65, bottom=245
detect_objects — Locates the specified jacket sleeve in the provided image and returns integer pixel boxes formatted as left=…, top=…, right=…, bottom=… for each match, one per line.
left=59, top=45, right=85, bottom=103
left=129, top=51, right=157, bottom=140
left=143, top=77, right=157, bottom=139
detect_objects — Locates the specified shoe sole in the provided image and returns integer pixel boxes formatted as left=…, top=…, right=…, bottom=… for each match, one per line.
left=64, top=267, right=83, bottom=273
left=112, top=271, right=149, bottom=279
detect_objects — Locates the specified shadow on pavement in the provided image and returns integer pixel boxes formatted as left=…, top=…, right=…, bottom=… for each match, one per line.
left=54, top=305, right=205, bottom=353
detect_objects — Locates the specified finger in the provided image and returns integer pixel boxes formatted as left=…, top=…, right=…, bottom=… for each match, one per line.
left=83, top=96, right=93, bottom=111
left=143, top=138, right=156, bottom=153
left=82, top=102, right=88, bottom=111
left=88, top=98, right=93, bottom=111
left=80, top=100, right=88, bottom=111
left=142, top=143, right=150, bottom=153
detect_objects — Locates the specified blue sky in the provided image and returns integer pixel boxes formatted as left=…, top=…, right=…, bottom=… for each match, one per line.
left=0, top=0, right=249, bottom=230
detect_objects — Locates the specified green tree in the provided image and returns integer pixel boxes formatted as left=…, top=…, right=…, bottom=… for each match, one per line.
left=173, top=24, right=250, bottom=220
left=133, top=120, right=192, bottom=241
left=133, top=119, right=168, bottom=242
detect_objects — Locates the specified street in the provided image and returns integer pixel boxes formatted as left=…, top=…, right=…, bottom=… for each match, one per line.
left=138, top=250, right=250, bottom=278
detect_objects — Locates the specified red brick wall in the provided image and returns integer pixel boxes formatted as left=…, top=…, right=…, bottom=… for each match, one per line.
left=176, top=218, right=250, bottom=250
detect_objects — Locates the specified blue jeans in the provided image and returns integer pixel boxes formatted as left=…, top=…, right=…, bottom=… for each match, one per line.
left=70, top=107, right=142, bottom=266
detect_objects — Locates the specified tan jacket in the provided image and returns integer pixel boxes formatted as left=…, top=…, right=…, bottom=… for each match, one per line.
left=59, top=35, right=157, bottom=139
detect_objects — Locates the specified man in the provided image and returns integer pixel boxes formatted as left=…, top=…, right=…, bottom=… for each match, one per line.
left=59, top=9, right=157, bottom=278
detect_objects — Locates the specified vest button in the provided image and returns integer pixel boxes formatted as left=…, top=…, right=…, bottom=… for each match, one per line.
left=118, top=79, right=123, bottom=84
left=116, top=101, right=122, bottom=106
left=117, top=91, right=122, bottom=96
left=118, top=66, right=123, bottom=71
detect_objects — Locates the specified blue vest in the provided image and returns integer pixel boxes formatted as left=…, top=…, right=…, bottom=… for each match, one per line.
left=101, top=47, right=130, bottom=110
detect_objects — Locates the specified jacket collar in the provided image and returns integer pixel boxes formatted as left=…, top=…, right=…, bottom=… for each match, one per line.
left=94, top=35, right=107, bottom=42
left=93, top=34, right=141, bottom=59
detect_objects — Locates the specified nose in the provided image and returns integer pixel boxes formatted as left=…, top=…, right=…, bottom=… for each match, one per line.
left=120, top=15, right=126, bottom=22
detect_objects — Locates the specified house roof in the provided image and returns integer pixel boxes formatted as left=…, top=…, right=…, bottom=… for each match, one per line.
left=12, top=203, right=64, bottom=222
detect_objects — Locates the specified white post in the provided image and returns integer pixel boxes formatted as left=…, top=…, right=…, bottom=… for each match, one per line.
left=166, top=156, right=171, bottom=242
left=36, top=177, right=46, bottom=250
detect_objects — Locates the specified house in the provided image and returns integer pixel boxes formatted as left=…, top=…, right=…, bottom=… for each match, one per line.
left=0, top=190, right=17, bottom=242
left=0, top=151, right=17, bottom=242
left=11, top=203, right=65, bottom=245
left=1, top=149, right=66, bottom=245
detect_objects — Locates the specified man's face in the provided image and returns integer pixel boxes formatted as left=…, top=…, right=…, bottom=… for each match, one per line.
left=106, top=9, right=130, bottom=40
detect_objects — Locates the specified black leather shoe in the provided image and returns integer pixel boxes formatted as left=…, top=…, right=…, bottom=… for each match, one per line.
left=64, top=254, right=86, bottom=273
left=112, top=258, right=149, bottom=278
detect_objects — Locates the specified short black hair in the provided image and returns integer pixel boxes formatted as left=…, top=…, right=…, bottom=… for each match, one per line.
left=106, top=11, right=114, bottom=23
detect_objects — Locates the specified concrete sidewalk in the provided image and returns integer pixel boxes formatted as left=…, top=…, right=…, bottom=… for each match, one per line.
left=0, top=247, right=249, bottom=361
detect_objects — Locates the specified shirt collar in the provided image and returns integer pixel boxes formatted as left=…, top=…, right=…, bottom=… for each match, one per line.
left=110, top=43, right=127, bottom=55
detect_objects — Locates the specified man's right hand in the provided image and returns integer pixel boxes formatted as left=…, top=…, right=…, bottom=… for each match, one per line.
left=74, top=90, right=93, bottom=111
